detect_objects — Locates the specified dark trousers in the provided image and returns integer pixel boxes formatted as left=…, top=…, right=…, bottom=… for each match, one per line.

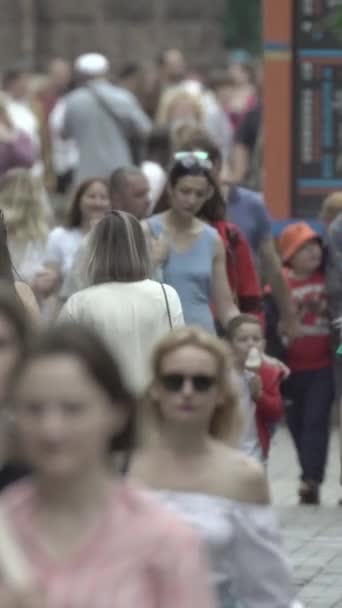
left=282, top=367, right=334, bottom=484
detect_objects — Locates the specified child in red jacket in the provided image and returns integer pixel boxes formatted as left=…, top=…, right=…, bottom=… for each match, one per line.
left=278, top=222, right=334, bottom=505
left=225, top=314, right=284, bottom=462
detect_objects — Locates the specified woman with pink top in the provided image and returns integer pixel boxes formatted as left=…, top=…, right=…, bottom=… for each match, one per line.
left=0, top=324, right=214, bottom=608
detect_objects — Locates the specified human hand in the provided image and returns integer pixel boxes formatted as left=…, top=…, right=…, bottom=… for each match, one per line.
left=248, top=373, right=263, bottom=400
left=278, top=315, right=302, bottom=345
left=262, top=354, right=290, bottom=380
left=0, top=583, right=45, bottom=608
left=32, top=267, right=60, bottom=297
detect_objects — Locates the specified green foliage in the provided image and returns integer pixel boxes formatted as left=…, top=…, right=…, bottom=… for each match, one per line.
left=224, top=0, right=262, bottom=54
left=325, top=5, right=342, bottom=39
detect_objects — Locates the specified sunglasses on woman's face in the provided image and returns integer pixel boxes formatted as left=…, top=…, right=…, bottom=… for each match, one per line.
left=173, top=150, right=213, bottom=171
left=159, top=373, right=217, bottom=393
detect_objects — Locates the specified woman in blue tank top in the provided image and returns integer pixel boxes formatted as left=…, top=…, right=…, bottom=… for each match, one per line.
left=145, top=152, right=238, bottom=333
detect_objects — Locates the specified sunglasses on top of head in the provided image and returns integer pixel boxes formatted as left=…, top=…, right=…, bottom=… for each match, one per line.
left=173, top=150, right=213, bottom=171
left=159, top=373, right=217, bottom=393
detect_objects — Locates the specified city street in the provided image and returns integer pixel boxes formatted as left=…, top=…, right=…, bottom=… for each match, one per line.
left=270, top=427, right=342, bottom=607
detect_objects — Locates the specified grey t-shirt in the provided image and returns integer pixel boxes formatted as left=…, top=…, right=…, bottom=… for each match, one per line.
left=63, top=79, right=152, bottom=183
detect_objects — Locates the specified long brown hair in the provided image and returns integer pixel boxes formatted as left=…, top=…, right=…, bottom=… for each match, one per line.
left=66, top=178, right=109, bottom=229
left=153, top=154, right=225, bottom=221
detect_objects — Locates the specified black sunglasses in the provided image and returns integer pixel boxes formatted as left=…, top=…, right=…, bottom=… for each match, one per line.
left=159, top=373, right=217, bottom=393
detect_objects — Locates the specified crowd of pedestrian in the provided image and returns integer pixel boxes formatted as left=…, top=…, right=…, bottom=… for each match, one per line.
left=0, top=45, right=339, bottom=606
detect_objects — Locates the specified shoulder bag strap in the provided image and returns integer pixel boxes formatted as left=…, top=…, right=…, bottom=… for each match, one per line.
left=85, top=83, right=127, bottom=137
left=160, top=283, right=172, bottom=329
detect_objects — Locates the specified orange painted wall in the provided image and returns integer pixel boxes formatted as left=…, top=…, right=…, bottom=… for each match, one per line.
left=263, top=0, right=293, bottom=218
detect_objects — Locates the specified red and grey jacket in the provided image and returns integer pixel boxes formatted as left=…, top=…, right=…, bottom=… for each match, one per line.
left=211, top=220, right=263, bottom=318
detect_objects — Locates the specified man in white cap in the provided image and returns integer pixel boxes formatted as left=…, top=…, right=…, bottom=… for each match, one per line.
left=61, top=53, right=152, bottom=184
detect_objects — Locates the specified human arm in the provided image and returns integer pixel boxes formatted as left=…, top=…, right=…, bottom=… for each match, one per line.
left=212, top=237, right=239, bottom=327
left=0, top=586, right=46, bottom=608
left=15, top=283, right=40, bottom=325
left=49, top=98, right=67, bottom=136
left=159, top=524, right=215, bottom=608
left=223, top=457, right=299, bottom=606
left=259, top=237, right=298, bottom=342
left=230, top=107, right=260, bottom=183
left=256, top=365, right=284, bottom=422
left=230, top=142, right=250, bottom=183
left=0, top=504, right=45, bottom=607
left=248, top=373, right=263, bottom=401
left=232, top=226, right=263, bottom=316
left=233, top=503, right=299, bottom=607
left=262, top=353, right=290, bottom=379
left=141, top=220, right=169, bottom=271
left=117, top=90, right=152, bottom=138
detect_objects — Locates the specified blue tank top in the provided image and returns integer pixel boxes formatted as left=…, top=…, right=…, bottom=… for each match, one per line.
left=148, top=215, right=217, bottom=333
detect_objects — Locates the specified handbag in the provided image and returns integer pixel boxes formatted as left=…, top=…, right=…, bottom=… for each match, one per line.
left=160, top=283, right=172, bottom=329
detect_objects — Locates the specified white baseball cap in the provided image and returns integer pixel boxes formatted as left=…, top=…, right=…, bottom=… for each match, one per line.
left=74, top=53, right=109, bottom=76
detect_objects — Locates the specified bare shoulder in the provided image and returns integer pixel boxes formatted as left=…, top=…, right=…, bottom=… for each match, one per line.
left=15, top=282, right=40, bottom=324
left=227, top=450, right=270, bottom=505
left=215, top=443, right=270, bottom=505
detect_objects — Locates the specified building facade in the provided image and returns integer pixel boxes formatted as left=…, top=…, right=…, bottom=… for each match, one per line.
left=1, top=0, right=227, bottom=71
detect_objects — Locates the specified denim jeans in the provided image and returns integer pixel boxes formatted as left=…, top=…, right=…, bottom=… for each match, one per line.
left=282, top=367, right=334, bottom=484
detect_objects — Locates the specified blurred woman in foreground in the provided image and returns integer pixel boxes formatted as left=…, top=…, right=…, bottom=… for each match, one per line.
left=0, top=324, right=214, bottom=608
left=130, top=326, right=302, bottom=608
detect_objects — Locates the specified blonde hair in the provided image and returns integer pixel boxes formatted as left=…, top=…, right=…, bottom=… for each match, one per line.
left=320, top=192, right=342, bottom=224
left=86, top=210, right=151, bottom=284
left=156, top=85, right=205, bottom=127
left=0, top=98, right=13, bottom=129
left=147, top=326, right=242, bottom=445
left=0, top=169, right=49, bottom=243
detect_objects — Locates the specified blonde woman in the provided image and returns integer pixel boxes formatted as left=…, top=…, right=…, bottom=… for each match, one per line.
left=156, top=86, right=205, bottom=132
left=0, top=169, right=54, bottom=302
left=156, top=84, right=232, bottom=161
left=130, top=326, right=302, bottom=608
left=60, top=211, right=184, bottom=396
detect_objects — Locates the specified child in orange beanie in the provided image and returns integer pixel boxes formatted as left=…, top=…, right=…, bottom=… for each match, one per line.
left=278, top=222, right=334, bottom=505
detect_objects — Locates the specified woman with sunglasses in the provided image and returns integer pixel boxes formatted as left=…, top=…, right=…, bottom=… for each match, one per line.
left=145, top=151, right=239, bottom=333
left=130, top=326, right=301, bottom=608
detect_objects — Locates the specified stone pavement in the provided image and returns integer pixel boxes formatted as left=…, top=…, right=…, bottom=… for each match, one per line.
left=269, top=428, right=342, bottom=607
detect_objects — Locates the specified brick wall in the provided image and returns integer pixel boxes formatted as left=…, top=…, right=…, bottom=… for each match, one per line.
left=0, top=0, right=227, bottom=71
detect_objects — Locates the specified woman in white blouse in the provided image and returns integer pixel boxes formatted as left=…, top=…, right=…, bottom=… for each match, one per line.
left=60, top=211, right=184, bottom=397
left=44, top=177, right=110, bottom=285
left=130, top=326, right=303, bottom=608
